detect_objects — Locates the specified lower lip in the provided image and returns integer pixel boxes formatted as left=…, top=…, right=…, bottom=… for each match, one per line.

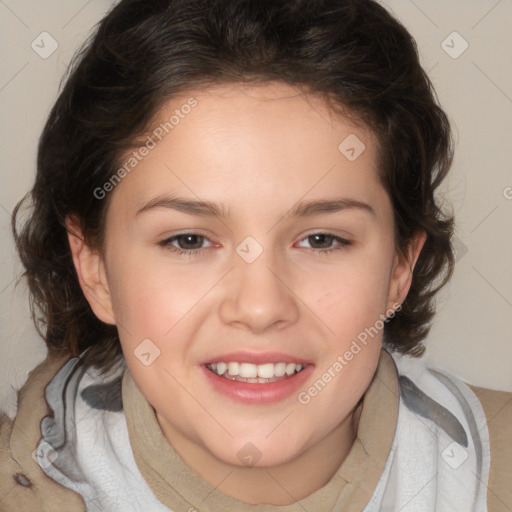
left=199, top=364, right=315, bottom=404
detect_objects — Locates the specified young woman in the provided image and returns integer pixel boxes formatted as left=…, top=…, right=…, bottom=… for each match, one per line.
left=2, top=0, right=510, bottom=510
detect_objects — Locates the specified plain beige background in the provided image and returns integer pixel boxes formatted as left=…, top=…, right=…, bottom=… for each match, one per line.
left=1, top=0, right=511, bottom=416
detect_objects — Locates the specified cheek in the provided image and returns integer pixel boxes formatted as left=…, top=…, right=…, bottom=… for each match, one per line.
left=106, top=251, right=205, bottom=334
left=312, top=259, right=391, bottom=335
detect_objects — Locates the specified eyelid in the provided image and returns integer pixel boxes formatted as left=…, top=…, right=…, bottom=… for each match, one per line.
left=157, top=229, right=215, bottom=243
left=295, top=232, right=352, bottom=252
left=158, top=231, right=217, bottom=248
left=298, top=228, right=354, bottom=241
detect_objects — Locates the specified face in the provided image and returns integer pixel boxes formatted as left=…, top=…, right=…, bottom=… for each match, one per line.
left=72, top=81, right=423, bottom=468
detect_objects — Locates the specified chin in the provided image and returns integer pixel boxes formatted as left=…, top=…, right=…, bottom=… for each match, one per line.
left=205, top=436, right=306, bottom=468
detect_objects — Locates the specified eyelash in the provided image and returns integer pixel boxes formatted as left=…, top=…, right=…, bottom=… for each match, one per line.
left=158, top=232, right=352, bottom=258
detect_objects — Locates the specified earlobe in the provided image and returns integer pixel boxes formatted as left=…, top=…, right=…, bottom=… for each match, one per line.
left=387, top=230, right=427, bottom=311
left=65, top=215, right=116, bottom=326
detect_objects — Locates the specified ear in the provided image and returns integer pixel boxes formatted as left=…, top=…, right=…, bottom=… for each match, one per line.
left=386, top=230, right=427, bottom=312
left=65, top=215, right=116, bottom=325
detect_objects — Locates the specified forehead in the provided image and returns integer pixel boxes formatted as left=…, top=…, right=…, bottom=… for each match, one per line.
left=108, top=81, right=388, bottom=222
left=161, top=81, right=375, bottom=152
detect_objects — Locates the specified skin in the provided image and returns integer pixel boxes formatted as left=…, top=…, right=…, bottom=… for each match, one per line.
left=67, top=81, right=426, bottom=505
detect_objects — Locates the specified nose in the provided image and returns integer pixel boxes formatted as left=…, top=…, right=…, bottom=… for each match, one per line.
left=219, top=248, right=300, bottom=334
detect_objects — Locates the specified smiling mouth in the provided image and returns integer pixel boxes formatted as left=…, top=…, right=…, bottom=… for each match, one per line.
left=205, top=362, right=306, bottom=383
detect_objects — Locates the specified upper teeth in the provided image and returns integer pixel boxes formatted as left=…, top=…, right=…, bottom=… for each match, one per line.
left=208, top=362, right=304, bottom=379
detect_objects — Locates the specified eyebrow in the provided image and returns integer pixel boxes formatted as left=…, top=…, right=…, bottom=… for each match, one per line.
left=136, top=195, right=376, bottom=218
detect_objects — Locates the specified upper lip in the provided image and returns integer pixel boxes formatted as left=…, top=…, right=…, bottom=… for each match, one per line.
left=200, top=351, right=313, bottom=366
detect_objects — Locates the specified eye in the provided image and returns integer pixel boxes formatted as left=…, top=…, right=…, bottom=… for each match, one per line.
left=296, top=232, right=352, bottom=254
left=158, top=233, right=215, bottom=258
left=158, top=231, right=352, bottom=259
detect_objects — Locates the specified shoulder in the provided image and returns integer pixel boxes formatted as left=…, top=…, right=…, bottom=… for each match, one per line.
left=467, top=383, right=512, bottom=512
left=0, top=354, right=85, bottom=512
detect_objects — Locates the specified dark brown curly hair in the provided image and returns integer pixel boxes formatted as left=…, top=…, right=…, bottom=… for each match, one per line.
left=12, top=0, right=455, bottom=371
